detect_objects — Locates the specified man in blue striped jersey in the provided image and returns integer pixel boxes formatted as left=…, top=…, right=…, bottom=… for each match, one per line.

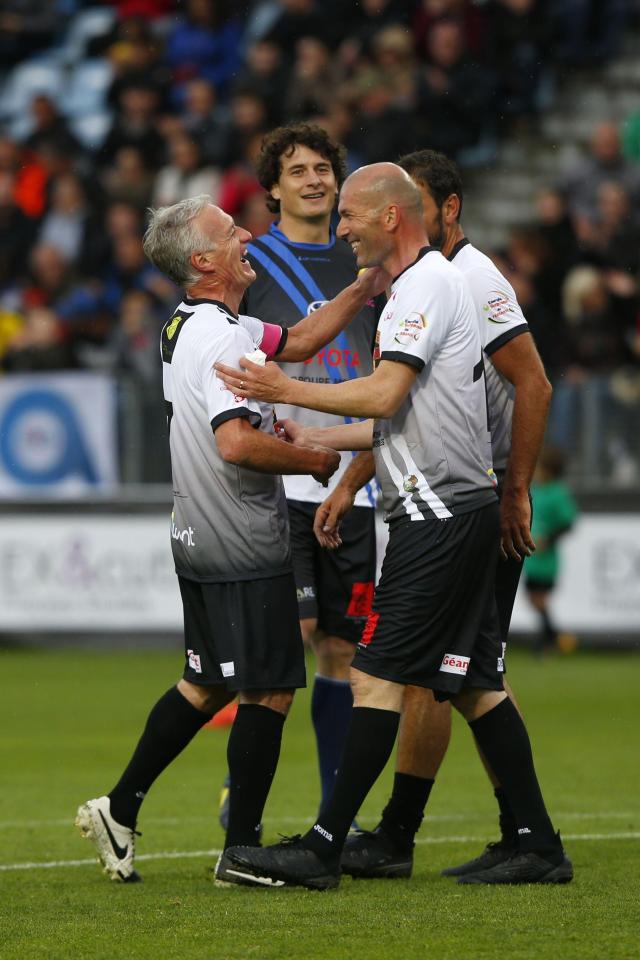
left=235, top=124, right=382, bottom=819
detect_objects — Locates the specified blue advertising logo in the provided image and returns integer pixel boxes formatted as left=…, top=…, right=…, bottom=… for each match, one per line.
left=0, top=389, right=98, bottom=486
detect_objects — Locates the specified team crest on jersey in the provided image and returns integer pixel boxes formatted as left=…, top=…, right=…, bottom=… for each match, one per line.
left=403, top=474, right=418, bottom=493
left=394, top=311, right=426, bottom=345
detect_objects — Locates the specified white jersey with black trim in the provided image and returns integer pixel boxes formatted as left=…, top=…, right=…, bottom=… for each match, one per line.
left=448, top=240, right=529, bottom=473
left=161, top=296, right=290, bottom=582
left=373, top=247, right=497, bottom=524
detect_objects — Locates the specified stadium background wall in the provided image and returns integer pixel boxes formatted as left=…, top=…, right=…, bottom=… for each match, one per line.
left=1, top=498, right=639, bottom=646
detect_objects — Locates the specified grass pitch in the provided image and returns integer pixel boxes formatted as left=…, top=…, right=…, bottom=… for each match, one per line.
left=1, top=646, right=639, bottom=960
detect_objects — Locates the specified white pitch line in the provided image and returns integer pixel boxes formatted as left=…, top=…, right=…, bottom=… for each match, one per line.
left=0, top=848, right=221, bottom=872
left=0, top=811, right=636, bottom=830
left=1, top=832, right=638, bottom=874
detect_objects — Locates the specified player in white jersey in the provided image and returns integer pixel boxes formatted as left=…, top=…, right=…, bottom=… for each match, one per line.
left=318, top=149, right=556, bottom=884
left=215, top=164, right=571, bottom=890
left=75, top=194, right=388, bottom=885
left=336, top=150, right=557, bottom=882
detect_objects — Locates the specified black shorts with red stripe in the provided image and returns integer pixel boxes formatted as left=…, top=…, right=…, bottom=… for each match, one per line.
left=352, top=502, right=504, bottom=700
left=288, top=499, right=376, bottom=643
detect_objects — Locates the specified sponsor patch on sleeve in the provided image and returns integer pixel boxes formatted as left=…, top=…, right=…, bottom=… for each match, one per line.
left=393, top=312, right=426, bottom=345
left=220, top=661, right=235, bottom=678
left=483, top=289, right=517, bottom=324
left=440, top=653, right=470, bottom=676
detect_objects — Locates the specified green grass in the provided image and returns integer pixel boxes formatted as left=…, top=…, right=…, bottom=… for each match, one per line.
left=1, top=647, right=639, bottom=959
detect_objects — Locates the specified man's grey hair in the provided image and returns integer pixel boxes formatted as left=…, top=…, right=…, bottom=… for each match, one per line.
left=143, top=194, right=215, bottom=287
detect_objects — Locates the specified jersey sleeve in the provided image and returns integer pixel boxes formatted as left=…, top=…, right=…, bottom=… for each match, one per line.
left=238, top=313, right=288, bottom=358
left=464, top=263, right=529, bottom=356
left=379, top=269, right=450, bottom=371
left=197, top=324, right=263, bottom=433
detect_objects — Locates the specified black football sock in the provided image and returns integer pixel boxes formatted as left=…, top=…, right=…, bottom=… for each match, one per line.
left=311, top=674, right=353, bottom=808
left=494, top=786, right=518, bottom=846
left=469, top=698, right=561, bottom=863
left=378, top=773, right=435, bottom=852
left=303, top=707, right=400, bottom=864
left=540, top=609, right=558, bottom=650
left=224, top=704, right=286, bottom=849
left=108, top=686, right=211, bottom=828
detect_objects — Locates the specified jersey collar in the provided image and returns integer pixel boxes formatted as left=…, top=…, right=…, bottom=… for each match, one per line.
left=392, top=245, right=438, bottom=285
left=183, top=296, right=238, bottom=319
left=447, top=237, right=471, bottom=262
left=269, top=221, right=336, bottom=251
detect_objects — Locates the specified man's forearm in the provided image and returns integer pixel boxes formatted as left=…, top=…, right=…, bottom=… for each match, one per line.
left=278, top=274, right=375, bottom=362
left=231, top=429, right=332, bottom=476
left=337, top=451, right=376, bottom=495
left=503, top=378, right=552, bottom=493
left=297, top=419, right=374, bottom=451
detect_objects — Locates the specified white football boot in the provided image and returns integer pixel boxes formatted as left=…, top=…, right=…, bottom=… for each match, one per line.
left=75, top=796, right=141, bottom=882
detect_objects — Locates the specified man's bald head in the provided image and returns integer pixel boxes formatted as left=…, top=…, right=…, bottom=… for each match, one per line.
left=337, top=162, right=428, bottom=270
left=343, top=163, right=423, bottom=219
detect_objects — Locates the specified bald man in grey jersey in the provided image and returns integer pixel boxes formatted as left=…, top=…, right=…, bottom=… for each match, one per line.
left=216, top=164, right=571, bottom=890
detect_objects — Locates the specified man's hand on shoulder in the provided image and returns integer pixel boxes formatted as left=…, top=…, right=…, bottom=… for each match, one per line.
left=215, top=357, right=293, bottom=404
left=356, top=265, right=391, bottom=300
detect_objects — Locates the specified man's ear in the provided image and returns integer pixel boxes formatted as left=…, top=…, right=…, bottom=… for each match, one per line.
left=270, top=184, right=280, bottom=202
left=191, top=251, right=216, bottom=274
left=384, top=204, right=400, bottom=230
left=443, top=193, right=461, bottom=226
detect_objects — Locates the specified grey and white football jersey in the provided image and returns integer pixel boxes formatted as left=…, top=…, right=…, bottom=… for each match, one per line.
left=448, top=240, right=529, bottom=473
left=373, top=248, right=497, bottom=524
left=161, top=296, right=290, bottom=582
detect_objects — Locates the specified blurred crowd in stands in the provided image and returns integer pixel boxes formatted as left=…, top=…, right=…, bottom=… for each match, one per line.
left=0, top=0, right=638, bottom=482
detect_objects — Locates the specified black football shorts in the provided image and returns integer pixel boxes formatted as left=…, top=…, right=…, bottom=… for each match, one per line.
left=288, top=499, right=376, bottom=643
left=352, top=503, right=503, bottom=700
left=178, top=572, right=306, bottom=691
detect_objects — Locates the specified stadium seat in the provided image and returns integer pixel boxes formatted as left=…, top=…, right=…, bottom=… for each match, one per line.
left=64, top=59, right=114, bottom=118
left=57, top=6, right=116, bottom=64
left=0, top=62, right=66, bottom=122
left=70, top=112, right=113, bottom=150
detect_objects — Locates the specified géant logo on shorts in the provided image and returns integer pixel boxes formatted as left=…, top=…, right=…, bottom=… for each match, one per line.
left=440, top=653, right=470, bottom=676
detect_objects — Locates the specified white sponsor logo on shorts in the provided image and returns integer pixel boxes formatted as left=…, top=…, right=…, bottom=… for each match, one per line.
left=296, top=586, right=315, bottom=601
left=497, top=641, right=506, bottom=673
left=187, top=649, right=202, bottom=673
left=440, top=653, right=470, bottom=676
left=221, top=661, right=235, bottom=677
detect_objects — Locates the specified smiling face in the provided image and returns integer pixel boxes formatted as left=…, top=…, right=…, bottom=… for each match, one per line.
left=193, top=204, right=256, bottom=294
left=336, top=179, right=391, bottom=268
left=270, top=144, right=338, bottom=224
